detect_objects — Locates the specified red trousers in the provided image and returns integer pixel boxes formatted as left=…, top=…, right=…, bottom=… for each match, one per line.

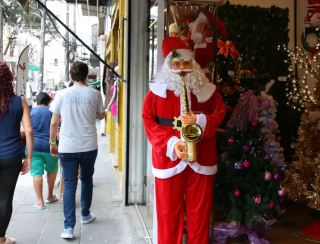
left=154, top=166, right=214, bottom=244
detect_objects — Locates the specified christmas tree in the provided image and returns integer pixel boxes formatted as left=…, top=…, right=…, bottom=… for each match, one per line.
left=259, top=80, right=286, bottom=167
left=214, top=46, right=286, bottom=226
left=283, top=47, right=320, bottom=211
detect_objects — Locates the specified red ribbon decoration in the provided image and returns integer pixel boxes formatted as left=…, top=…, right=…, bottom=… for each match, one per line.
left=217, top=40, right=239, bottom=59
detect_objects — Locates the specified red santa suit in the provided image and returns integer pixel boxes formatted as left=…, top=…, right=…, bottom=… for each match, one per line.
left=142, top=37, right=226, bottom=244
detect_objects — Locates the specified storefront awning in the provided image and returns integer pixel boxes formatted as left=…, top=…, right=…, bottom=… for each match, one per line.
left=88, top=80, right=101, bottom=86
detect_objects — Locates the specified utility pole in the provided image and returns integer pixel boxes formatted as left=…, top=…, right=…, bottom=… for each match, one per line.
left=39, top=0, right=47, bottom=92
left=0, top=2, right=3, bottom=62
left=73, top=4, right=77, bottom=53
left=64, top=3, right=69, bottom=84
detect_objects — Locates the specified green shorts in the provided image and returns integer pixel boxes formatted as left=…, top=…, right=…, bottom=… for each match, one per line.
left=30, top=152, right=59, bottom=177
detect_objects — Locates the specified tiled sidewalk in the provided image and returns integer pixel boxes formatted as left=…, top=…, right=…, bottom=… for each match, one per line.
left=6, top=127, right=127, bottom=244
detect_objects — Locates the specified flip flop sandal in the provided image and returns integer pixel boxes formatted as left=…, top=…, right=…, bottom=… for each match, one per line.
left=34, top=204, right=46, bottom=210
left=45, top=194, right=58, bottom=203
left=4, top=236, right=15, bottom=244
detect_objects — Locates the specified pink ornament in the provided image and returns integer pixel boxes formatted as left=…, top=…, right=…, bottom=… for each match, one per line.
left=274, top=173, right=280, bottom=180
left=277, top=136, right=282, bottom=141
left=272, top=121, right=278, bottom=126
left=253, top=196, right=262, bottom=204
left=234, top=190, right=241, bottom=197
left=264, top=172, right=272, bottom=181
left=278, top=187, right=287, bottom=197
left=228, top=137, right=234, bottom=145
left=251, top=121, right=258, bottom=127
left=269, top=202, right=275, bottom=209
left=258, top=136, right=263, bottom=141
left=243, top=145, right=252, bottom=153
left=243, top=160, right=250, bottom=168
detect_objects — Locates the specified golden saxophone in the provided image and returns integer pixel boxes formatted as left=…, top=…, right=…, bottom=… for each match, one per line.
left=174, top=75, right=203, bottom=162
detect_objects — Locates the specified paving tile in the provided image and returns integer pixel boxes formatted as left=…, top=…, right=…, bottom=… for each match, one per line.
left=11, top=212, right=48, bottom=222
left=5, top=231, right=41, bottom=243
left=16, top=204, right=50, bottom=213
left=81, top=228, right=122, bottom=243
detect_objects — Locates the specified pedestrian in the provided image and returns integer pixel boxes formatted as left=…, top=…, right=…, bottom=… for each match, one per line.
left=49, top=61, right=105, bottom=239
left=28, top=92, right=59, bottom=210
left=0, top=62, right=34, bottom=244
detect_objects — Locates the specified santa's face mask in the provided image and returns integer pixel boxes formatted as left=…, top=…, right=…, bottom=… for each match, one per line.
left=170, top=59, right=194, bottom=75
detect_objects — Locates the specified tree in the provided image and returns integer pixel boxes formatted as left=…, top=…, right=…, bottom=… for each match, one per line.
left=283, top=47, right=320, bottom=211
left=214, top=45, right=286, bottom=229
left=1, top=0, right=64, bottom=56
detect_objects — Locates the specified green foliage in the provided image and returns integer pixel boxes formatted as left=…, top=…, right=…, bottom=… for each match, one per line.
left=217, top=1, right=301, bottom=162
left=1, top=0, right=61, bottom=55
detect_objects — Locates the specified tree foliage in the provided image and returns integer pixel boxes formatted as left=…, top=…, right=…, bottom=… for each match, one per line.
left=1, top=0, right=63, bottom=56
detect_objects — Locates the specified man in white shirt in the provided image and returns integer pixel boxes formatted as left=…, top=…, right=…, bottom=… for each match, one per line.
left=49, top=61, right=105, bottom=239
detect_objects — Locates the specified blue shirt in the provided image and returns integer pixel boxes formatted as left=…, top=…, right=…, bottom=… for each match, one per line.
left=30, top=106, right=52, bottom=153
left=0, top=96, right=23, bottom=159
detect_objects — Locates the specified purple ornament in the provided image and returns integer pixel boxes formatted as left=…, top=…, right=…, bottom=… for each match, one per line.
left=274, top=173, right=280, bottom=180
left=234, top=190, right=241, bottom=197
left=243, top=160, right=250, bottom=168
left=260, top=97, right=271, bottom=111
left=278, top=187, right=287, bottom=197
left=234, top=162, right=243, bottom=170
left=253, top=196, right=262, bottom=204
left=264, top=172, right=272, bottom=181
left=280, top=198, right=285, bottom=204
left=243, top=145, right=252, bottom=153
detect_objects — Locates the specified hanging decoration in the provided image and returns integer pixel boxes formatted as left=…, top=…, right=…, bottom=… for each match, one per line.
left=167, top=0, right=225, bottom=8
left=280, top=45, right=319, bottom=111
left=217, top=40, right=239, bottom=58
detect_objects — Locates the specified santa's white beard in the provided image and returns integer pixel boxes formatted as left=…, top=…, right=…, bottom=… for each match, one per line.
left=153, top=60, right=208, bottom=97
left=310, top=13, right=320, bottom=27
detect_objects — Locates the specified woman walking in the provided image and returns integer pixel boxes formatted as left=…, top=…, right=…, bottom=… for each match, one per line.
left=0, top=62, right=34, bottom=244
left=28, top=92, right=59, bottom=210
left=49, top=61, right=105, bottom=239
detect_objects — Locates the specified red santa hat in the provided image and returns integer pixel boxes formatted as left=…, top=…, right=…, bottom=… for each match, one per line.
left=308, top=0, right=320, bottom=7
left=162, top=36, right=193, bottom=62
left=197, top=11, right=228, bottom=40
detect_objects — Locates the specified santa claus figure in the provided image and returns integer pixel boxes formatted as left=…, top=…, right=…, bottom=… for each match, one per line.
left=142, top=37, right=226, bottom=244
left=306, top=6, right=320, bottom=27
left=185, top=11, right=228, bottom=81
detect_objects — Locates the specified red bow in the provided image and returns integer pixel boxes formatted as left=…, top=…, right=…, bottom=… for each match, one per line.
left=217, top=40, right=239, bottom=59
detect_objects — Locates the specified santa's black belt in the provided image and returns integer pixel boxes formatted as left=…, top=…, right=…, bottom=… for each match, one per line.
left=155, top=116, right=181, bottom=127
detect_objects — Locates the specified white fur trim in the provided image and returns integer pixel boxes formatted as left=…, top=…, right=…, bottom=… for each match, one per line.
left=199, top=12, right=209, bottom=23
left=165, top=49, right=193, bottom=62
left=150, top=83, right=171, bottom=98
left=152, top=160, right=217, bottom=179
left=194, top=32, right=204, bottom=40
left=206, top=37, right=213, bottom=43
left=166, top=136, right=180, bottom=161
left=194, top=43, right=207, bottom=49
left=196, top=114, right=207, bottom=131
